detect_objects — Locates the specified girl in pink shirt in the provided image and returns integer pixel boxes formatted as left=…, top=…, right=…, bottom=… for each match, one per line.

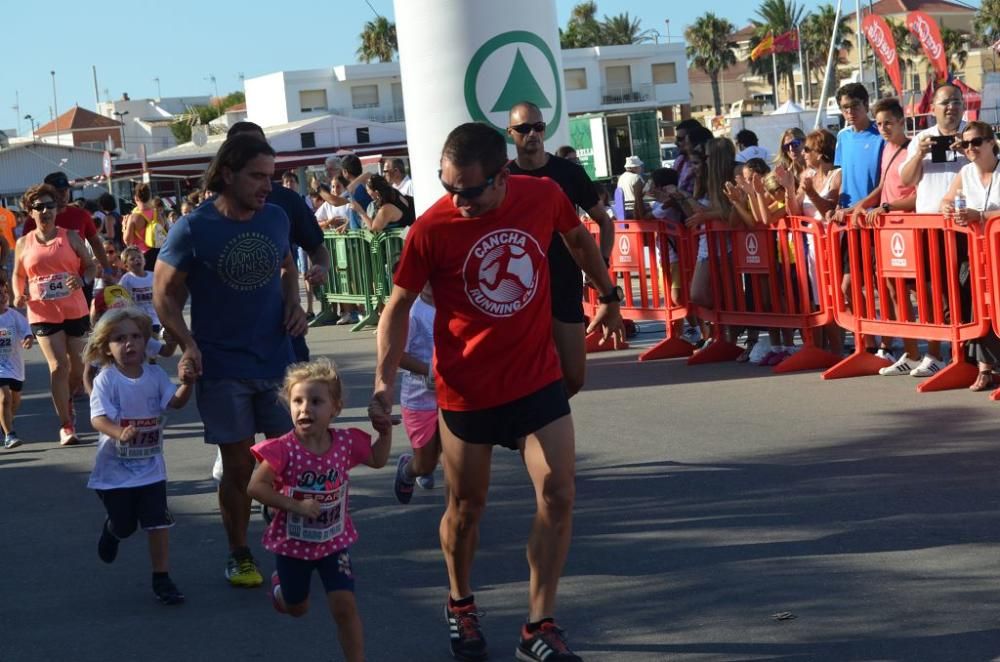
left=248, top=358, right=391, bottom=662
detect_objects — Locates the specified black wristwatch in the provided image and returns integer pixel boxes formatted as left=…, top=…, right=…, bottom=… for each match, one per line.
left=881, top=203, right=892, bottom=213
left=598, top=285, right=624, bottom=304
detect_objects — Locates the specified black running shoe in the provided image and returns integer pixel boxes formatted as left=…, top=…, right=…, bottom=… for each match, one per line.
left=97, top=519, right=119, bottom=564
left=153, top=575, right=185, bottom=605
left=445, top=600, right=488, bottom=661
left=516, top=621, right=582, bottom=661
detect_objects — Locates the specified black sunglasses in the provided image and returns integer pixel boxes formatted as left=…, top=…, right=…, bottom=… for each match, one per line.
left=30, top=201, right=57, bottom=212
left=782, top=140, right=803, bottom=151
left=509, top=122, right=546, bottom=135
left=438, top=166, right=506, bottom=199
left=957, top=136, right=988, bottom=150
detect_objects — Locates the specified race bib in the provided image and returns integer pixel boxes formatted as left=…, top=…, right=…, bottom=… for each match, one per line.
left=131, top=286, right=153, bottom=304
left=32, top=273, right=71, bottom=301
left=0, top=328, right=13, bottom=358
left=285, top=483, right=347, bottom=543
left=115, top=417, right=163, bottom=459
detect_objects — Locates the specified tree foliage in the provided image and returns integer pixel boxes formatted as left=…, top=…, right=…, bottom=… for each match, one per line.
left=685, top=13, right=738, bottom=116
left=559, top=3, right=651, bottom=48
left=169, top=92, right=246, bottom=144
left=748, top=0, right=806, bottom=103
left=356, top=16, right=398, bottom=63
left=798, top=3, right=851, bottom=102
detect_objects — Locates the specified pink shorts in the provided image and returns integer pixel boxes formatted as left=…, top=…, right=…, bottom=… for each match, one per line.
left=401, top=407, right=439, bottom=449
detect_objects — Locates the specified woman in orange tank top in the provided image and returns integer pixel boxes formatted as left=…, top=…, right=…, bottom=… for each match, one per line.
left=14, top=184, right=96, bottom=446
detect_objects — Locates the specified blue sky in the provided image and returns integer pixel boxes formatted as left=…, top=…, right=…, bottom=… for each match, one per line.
left=1, top=0, right=980, bottom=135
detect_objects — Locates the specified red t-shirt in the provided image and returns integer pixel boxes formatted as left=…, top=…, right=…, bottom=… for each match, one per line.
left=395, top=176, right=581, bottom=411
left=24, top=205, right=98, bottom=240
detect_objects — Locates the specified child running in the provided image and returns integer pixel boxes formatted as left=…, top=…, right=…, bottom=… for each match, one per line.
left=393, top=283, right=441, bottom=503
left=0, top=278, right=34, bottom=449
left=85, top=307, right=193, bottom=605
left=118, top=246, right=160, bottom=333
left=247, top=358, right=391, bottom=662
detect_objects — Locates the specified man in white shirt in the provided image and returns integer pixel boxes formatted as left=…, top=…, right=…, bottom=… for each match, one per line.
left=735, top=129, right=771, bottom=164
left=617, top=155, right=644, bottom=218
left=383, top=158, right=414, bottom=196
left=900, top=84, right=967, bottom=214
left=896, top=83, right=967, bottom=378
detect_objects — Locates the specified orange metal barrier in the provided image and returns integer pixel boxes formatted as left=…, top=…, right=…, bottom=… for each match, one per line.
left=685, top=216, right=842, bottom=372
left=583, top=219, right=695, bottom=359
left=823, top=214, right=987, bottom=391
left=981, top=217, right=1000, bottom=400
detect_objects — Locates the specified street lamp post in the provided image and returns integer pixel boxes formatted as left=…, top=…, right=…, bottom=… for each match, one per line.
left=24, top=114, right=36, bottom=140
left=50, top=70, right=60, bottom=145
left=153, top=77, right=161, bottom=100
left=113, top=110, right=129, bottom=152
left=665, top=19, right=670, bottom=43
left=206, top=74, right=219, bottom=100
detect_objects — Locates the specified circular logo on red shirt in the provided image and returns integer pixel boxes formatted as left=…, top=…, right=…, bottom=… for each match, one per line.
left=463, top=229, right=543, bottom=317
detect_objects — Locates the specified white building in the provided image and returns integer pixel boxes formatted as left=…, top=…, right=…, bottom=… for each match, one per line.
left=244, top=43, right=689, bottom=130
left=97, top=94, right=212, bottom=157
left=0, top=142, right=104, bottom=205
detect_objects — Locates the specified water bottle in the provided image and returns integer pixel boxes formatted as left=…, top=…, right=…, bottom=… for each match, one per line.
left=953, top=190, right=967, bottom=223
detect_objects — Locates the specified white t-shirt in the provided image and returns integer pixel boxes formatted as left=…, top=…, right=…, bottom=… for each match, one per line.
left=617, top=171, right=643, bottom=209
left=392, top=176, right=414, bottom=197
left=87, top=364, right=177, bottom=490
left=400, top=297, right=436, bottom=411
left=736, top=145, right=771, bottom=164
left=315, top=201, right=349, bottom=225
left=118, top=271, right=159, bottom=326
left=904, top=122, right=967, bottom=213
left=0, top=308, right=32, bottom=381
left=959, top=161, right=1000, bottom=213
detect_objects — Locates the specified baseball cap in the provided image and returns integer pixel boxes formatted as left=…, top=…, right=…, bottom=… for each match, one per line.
left=43, top=171, right=70, bottom=189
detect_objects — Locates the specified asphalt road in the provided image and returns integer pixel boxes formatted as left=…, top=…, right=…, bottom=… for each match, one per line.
left=4, top=323, right=1000, bottom=662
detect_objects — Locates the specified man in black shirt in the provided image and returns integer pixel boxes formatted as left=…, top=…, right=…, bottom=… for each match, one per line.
left=507, top=101, right=614, bottom=396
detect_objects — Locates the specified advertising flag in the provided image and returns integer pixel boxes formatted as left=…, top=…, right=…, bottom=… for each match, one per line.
left=907, top=11, right=949, bottom=84
left=863, top=14, right=904, bottom=98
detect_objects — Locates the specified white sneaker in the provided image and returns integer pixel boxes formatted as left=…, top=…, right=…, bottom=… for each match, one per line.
left=212, top=448, right=224, bottom=483
left=879, top=352, right=918, bottom=376
left=874, top=348, right=893, bottom=361
left=910, top=355, right=946, bottom=378
left=748, top=338, right=772, bottom=365
left=681, top=324, right=702, bottom=345
left=335, top=313, right=354, bottom=326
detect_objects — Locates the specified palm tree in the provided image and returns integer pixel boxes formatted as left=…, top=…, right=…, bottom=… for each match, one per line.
left=560, top=1, right=602, bottom=48
left=939, top=26, right=971, bottom=75
left=601, top=12, right=648, bottom=46
left=356, top=16, right=397, bottom=63
left=887, top=20, right=917, bottom=97
left=799, top=3, right=852, bottom=103
left=750, top=0, right=806, bottom=103
left=974, top=0, right=1000, bottom=69
left=685, top=13, right=738, bottom=116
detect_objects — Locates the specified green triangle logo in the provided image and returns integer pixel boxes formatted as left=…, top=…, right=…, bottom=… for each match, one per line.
left=490, top=48, right=552, bottom=112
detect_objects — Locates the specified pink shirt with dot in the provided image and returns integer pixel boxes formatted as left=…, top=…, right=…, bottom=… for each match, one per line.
left=251, top=427, right=372, bottom=560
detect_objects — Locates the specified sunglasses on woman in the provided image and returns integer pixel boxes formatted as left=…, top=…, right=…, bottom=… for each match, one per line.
left=957, top=136, right=989, bottom=150
left=30, top=202, right=57, bottom=212
left=782, top=140, right=803, bottom=151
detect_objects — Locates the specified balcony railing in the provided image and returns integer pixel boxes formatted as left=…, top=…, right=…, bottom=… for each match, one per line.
left=601, top=84, right=653, bottom=105
left=330, top=105, right=406, bottom=123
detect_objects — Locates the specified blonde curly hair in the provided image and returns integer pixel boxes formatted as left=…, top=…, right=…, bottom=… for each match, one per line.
left=282, top=357, right=343, bottom=406
left=83, top=307, right=153, bottom=366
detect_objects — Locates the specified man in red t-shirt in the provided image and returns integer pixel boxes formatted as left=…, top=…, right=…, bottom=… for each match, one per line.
left=370, top=123, right=623, bottom=662
left=24, top=172, right=112, bottom=287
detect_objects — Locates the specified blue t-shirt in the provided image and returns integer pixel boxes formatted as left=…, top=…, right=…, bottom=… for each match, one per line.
left=834, top=122, right=884, bottom=208
left=157, top=201, right=293, bottom=380
left=348, top=184, right=372, bottom=231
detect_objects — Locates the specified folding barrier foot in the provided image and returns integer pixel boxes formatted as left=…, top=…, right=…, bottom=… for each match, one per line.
left=772, top=346, right=842, bottom=374
left=822, top=351, right=891, bottom=380
left=686, top=340, right=743, bottom=365
left=916, top=360, right=978, bottom=393
left=585, top=330, right=630, bottom=353
left=990, top=386, right=1000, bottom=402
left=638, top=336, right=695, bottom=361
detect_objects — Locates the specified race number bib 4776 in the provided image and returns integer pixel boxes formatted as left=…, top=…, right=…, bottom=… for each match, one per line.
left=286, top=483, right=347, bottom=543
left=131, top=287, right=153, bottom=304
left=116, top=417, right=163, bottom=459
left=32, top=273, right=71, bottom=301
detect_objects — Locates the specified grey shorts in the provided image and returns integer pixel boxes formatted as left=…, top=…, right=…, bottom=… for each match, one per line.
left=196, top=378, right=291, bottom=445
